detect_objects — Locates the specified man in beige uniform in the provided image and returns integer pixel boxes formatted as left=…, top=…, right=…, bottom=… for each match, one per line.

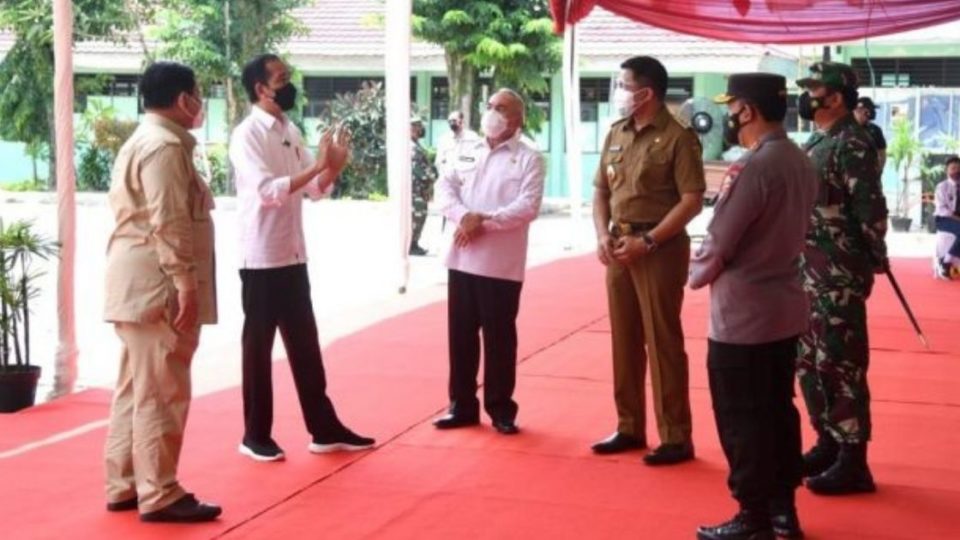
left=592, top=56, right=705, bottom=465
left=103, top=62, right=221, bottom=523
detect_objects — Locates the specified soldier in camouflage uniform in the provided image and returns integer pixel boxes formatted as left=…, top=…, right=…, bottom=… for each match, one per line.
left=410, top=117, right=437, bottom=256
left=796, top=62, right=889, bottom=496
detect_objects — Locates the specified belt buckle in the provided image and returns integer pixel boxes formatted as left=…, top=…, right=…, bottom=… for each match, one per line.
left=616, top=222, right=631, bottom=236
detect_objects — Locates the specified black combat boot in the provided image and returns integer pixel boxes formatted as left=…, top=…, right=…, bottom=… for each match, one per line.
left=697, top=510, right=775, bottom=540
left=769, top=494, right=804, bottom=539
left=801, top=432, right=838, bottom=477
left=806, top=442, right=876, bottom=495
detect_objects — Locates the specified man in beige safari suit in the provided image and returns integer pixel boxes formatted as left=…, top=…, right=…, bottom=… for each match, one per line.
left=102, top=61, right=221, bottom=523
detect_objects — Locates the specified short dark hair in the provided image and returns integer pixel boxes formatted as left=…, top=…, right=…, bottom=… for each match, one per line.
left=946, top=156, right=960, bottom=168
left=139, top=62, right=196, bottom=109
left=241, top=54, right=282, bottom=103
left=742, top=98, right=787, bottom=123
left=620, top=56, right=668, bottom=101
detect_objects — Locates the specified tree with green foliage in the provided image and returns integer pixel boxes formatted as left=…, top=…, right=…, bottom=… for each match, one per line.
left=412, top=0, right=560, bottom=133
left=148, top=0, right=309, bottom=131
left=0, top=0, right=131, bottom=189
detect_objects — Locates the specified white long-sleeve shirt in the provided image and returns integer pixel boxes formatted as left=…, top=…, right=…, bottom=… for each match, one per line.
left=229, top=106, right=331, bottom=269
left=437, top=130, right=546, bottom=282
left=934, top=178, right=960, bottom=218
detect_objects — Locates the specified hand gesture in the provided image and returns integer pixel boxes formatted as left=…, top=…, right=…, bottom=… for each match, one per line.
left=327, top=122, right=352, bottom=171
left=612, top=235, right=648, bottom=264
left=597, top=234, right=614, bottom=266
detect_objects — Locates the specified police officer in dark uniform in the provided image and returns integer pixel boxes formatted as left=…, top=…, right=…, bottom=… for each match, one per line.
left=691, top=73, right=817, bottom=540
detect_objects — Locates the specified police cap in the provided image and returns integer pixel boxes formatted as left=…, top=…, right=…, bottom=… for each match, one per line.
left=713, top=73, right=787, bottom=111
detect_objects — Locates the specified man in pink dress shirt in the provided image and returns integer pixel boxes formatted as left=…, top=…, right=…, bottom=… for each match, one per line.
left=229, top=54, right=374, bottom=462
left=432, top=89, right=546, bottom=435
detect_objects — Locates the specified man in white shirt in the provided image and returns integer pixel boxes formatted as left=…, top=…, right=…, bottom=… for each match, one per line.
left=434, top=110, right=480, bottom=178
left=934, top=155, right=960, bottom=278
left=229, top=54, right=374, bottom=462
left=433, top=89, right=546, bottom=435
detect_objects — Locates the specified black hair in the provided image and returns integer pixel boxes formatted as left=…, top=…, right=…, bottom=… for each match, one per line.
left=620, top=56, right=668, bottom=101
left=947, top=156, right=960, bottom=168
left=241, top=53, right=283, bottom=103
left=139, top=61, right=196, bottom=109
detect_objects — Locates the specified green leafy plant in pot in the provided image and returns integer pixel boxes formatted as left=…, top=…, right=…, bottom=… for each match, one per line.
left=0, top=220, right=58, bottom=412
left=887, top=117, right=923, bottom=232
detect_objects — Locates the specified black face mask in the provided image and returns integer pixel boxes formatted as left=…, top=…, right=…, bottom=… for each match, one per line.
left=798, top=91, right=826, bottom=121
left=722, top=108, right=746, bottom=147
left=448, top=121, right=460, bottom=132
left=272, top=83, right=298, bottom=111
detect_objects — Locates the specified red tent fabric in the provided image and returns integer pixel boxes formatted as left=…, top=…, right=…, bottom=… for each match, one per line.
left=550, top=0, right=960, bottom=44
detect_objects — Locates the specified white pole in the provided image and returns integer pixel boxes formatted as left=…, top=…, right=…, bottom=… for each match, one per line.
left=561, top=12, right=584, bottom=245
left=385, top=0, right=412, bottom=293
left=51, top=0, right=78, bottom=398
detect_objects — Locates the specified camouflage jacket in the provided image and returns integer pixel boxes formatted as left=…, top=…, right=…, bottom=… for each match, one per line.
left=412, top=140, right=437, bottom=197
left=801, top=114, right=888, bottom=293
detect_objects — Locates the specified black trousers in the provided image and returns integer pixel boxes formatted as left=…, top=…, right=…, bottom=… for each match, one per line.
left=447, top=269, right=523, bottom=422
left=707, top=336, right=803, bottom=512
left=240, top=264, right=341, bottom=443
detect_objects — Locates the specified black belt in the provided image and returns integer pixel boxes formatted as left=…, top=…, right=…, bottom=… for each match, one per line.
left=611, top=221, right=658, bottom=236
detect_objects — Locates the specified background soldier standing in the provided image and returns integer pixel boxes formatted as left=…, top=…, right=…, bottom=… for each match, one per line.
left=796, top=62, right=889, bottom=495
left=411, top=117, right=437, bottom=256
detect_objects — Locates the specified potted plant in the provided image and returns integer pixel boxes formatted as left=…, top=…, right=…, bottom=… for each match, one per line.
left=0, top=220, right=58, bottom=413
left=886, top=117, right=923, bottom=232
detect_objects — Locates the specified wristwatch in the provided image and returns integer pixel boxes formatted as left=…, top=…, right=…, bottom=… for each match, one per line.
left=641, top=232, right=658, bottom=253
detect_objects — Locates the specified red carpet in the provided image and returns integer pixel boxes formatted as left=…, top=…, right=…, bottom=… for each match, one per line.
left=0, top=256, right=957, bottom=539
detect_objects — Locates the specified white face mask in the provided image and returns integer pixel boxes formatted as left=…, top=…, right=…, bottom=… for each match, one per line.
left=481, top=110, right=509, bottom=139
left=183, top=95, right=205, bottom=130
left=613, top=87, right=637, bottom=118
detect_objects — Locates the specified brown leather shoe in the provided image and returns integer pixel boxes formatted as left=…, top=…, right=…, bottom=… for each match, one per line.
left=140, top=494, right=222, bottom=523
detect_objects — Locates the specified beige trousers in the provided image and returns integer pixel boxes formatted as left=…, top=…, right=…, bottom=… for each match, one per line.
left=606, top=232, right=692, bottom=445
left=104, top=319, right=199, bottom=514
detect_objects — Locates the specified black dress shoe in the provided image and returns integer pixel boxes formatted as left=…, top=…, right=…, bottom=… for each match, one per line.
left=643, top=442, right=694, bottom=466
left=140, top=494, right=222, bottom=523
left=309, top=428, right=376, bottom=453
left=433, top=413, right=480, bottom=430
left=409, top=244, right=428, bottom=256
left=492, top=420, right=519, bottom=435
left=106, top=498, right=138, bottom=512
left=591, top=432, right=646, bottom=454
left=697, top=511, right=775, bottom=540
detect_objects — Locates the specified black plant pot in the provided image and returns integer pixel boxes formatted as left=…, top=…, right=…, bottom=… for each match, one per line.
left=0, top=365, right=42, bottom=413
left=890, top=216, right=912, bottom=232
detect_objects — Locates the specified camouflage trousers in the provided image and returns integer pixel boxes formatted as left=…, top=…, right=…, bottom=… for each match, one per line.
left=797, top=287, right=871, bottom=444
left=411, top=193, right=428, bottom=245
